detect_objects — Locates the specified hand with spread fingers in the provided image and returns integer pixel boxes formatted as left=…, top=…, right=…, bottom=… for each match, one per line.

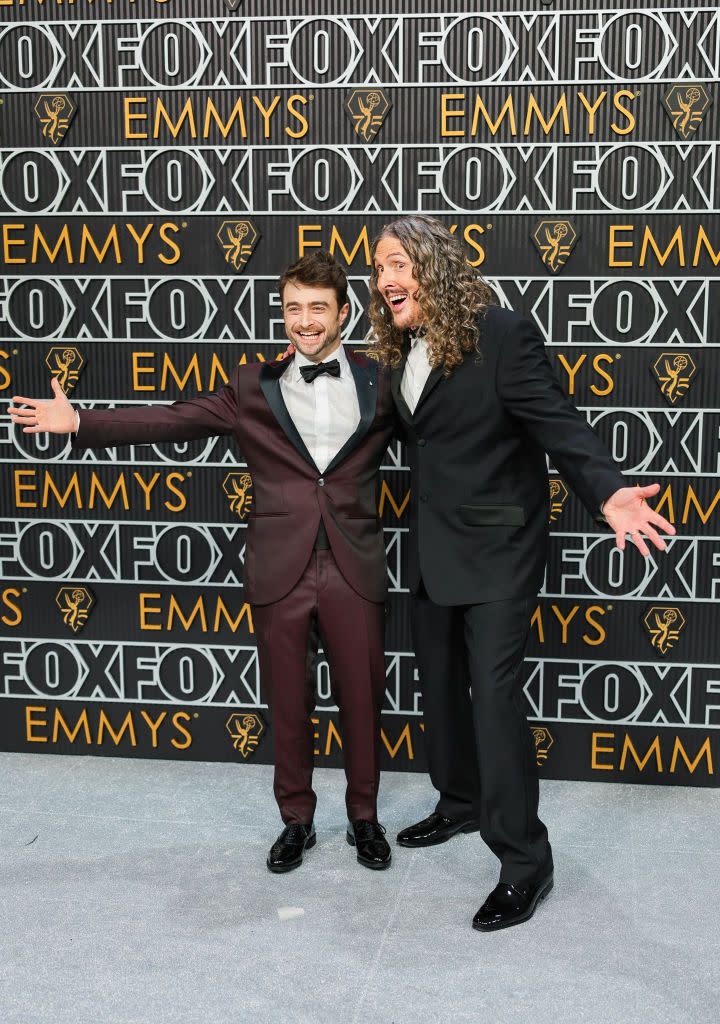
left=7, top=377, right=76, bottom=435
left=602, top=483, right=676, bottom=557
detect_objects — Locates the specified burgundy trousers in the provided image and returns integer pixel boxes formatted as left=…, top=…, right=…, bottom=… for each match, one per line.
left=252, top=550, right=387, bottom=825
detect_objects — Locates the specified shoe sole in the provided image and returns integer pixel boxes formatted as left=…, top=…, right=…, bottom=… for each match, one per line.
left=472, top=876, right=554, bottom=932
left=346, top=830, right=391, bottom=870
left=266, top=832, right=316, bottom=874
left=396, top=820, right=482, bottom=848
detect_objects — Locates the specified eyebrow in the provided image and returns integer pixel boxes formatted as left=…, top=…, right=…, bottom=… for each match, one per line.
left=374, top=252, right=407, bottom=263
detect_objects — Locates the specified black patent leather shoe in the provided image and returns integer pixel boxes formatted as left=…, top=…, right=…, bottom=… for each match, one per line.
left=346, top=819, right=391, bottom=870
left=396, top=811, right=482, bottom=848
left=266, top=823, right=316, bottom=873
left=472, top=872, right=554, bottom=931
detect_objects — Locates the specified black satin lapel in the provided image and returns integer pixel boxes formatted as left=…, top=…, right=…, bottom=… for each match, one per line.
left=324, top=355, right=378, bottom=474
left=414, top=365, right=444, bottom=411
left=390, top=349, right=412, bottom=422
left=259, top=360, right=317, bottom=469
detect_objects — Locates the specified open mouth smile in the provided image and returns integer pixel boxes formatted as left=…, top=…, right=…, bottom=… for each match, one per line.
left=386, top=293, right=408, bottom=313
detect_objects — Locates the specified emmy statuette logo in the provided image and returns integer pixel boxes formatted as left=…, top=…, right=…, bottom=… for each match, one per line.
left=532, top=726, right=554, bottom=766
left=55, top=587, right=94, bottom=634
left=651, top=352, right=697, bottom=405
left=345, top=89, right=392, bottom=142
left=34, top=94, right=77, bottom=145
left=663, top=84, right=712, bottom=139
left=45, top=346, right=85, bottom=395
left=222, top=472, right=254, bottom=519
left=226, top=713, right=265, bottom=758
left=531, top=220, right=578, bottom=274
left=643, top=606, right=685, bottom=656
left=216, top=220, right=260, bottom=272
left=548, top=478, right=569, bottom=523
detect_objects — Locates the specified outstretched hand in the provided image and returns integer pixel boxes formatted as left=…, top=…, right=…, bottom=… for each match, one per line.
left=603, top=483, right=675, bottom=557
left=277, top=342, right=295, bottom=362
left=8, top=377, right=76, bottom=435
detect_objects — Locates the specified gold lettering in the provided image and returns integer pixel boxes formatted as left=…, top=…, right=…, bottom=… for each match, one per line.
left=53, top=708, right=91, bottom=744
left=619, top=734, right=662, bottom=772
left=139, top=592, right=162, bottom=631
left=97, top=710, right=137, bottom=747
left=577, top=91, right=607, bottom=135
left=26, top=705, right=48, bottom=743
left=141, top=710, right=167, bottom=748
left=441, top=93, right=466, bottom=137
left=670, top=737, right=713, bottom=775
left=591, top=731, right=615, bottom=770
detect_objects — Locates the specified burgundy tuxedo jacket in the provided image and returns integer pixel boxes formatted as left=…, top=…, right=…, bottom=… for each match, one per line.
left=72, top=350, right=396, bottom=605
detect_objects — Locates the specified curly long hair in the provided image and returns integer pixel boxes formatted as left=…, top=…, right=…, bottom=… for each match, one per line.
left=367, top=215, right=494, bottom=373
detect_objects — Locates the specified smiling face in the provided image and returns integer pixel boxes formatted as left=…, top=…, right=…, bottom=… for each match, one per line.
left=373, top=235, right=423, bottom=331
left=281, top=281, right=349, bottom=362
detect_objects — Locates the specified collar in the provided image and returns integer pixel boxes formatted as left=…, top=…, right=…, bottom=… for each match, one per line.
left=290, top=342, right=349, bottom=384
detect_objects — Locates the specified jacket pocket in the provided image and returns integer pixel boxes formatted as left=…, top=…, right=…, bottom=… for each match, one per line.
left=458, top=504, right=526, bottom=527
left=251, top=511, right=290, bottom=518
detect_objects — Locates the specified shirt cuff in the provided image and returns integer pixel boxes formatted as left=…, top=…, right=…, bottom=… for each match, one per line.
left=73, top=410, right=80, bottom=433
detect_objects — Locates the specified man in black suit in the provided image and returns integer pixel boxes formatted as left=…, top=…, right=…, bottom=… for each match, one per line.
left=368, top=215, right=675, bottom=931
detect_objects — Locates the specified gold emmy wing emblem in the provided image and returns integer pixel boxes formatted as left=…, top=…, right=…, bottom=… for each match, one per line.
left=532, top=220, right=578, bottom=274
left=216, top=220, right=260, bottom=272
left=45, top=346, right=85, bottom=395
left=532, top=726, right=554, bottom=766
left=222, top=472, right=254, bottom=519
left=345, top=89, right=391, bottom=142
left=226, top=713, right=265, bottom=758
left=651, top=352, right=697, bottom=405
left=643, top=606, right=686, bottom=656
left=55, top=586, right=94, bottom=634
left=548, top=478, right=569, bottom=523
left=663, top=84, right=712, bottom=140
left=33, top=93, right=77, bottom=146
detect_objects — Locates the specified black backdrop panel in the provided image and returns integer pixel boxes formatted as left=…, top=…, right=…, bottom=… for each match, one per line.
left=1, top=1, right=719, bottom=787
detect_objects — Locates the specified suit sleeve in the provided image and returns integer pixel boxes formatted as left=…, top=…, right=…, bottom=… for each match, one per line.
left=71, top=380, right=238, bottom=450
left=496, top=318, right=625, bottom=517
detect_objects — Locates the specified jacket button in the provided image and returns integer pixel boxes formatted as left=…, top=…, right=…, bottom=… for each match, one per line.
left=417, top=438, right=426, bottom=447
left=318, top=478, right=325, bottom=487
left=420, top=494, right=428, bottom=503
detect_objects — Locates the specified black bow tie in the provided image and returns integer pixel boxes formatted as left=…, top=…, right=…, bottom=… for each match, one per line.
left=300, top=358, right=341, bottom=383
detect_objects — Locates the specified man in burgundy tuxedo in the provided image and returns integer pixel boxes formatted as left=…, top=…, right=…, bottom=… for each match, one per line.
left=9, top=252, right=396, bottom=873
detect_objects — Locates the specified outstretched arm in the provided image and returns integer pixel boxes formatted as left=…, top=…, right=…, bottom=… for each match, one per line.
left=497, top=318, right=675, bottom=556
left=8, top=376, right=238, bottom=448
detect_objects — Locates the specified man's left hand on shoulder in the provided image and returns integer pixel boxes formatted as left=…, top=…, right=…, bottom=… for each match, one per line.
left=602, top=484, right=676, bottom=557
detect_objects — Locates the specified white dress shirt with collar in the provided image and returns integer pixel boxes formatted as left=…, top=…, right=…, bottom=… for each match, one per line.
left=280, top=344, right=361, bottom=472
left=400, top=331, right=433, bottom=414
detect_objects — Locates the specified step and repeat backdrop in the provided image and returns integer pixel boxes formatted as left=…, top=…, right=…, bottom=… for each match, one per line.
left=1, top=0, right=719, bottom=786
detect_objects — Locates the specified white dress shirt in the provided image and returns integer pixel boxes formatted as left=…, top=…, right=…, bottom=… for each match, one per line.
left=280, top=344, right=361, bottom=472
left=400, top=332, right=432, bottom=414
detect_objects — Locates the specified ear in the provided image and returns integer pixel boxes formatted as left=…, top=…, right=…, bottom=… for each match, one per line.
left=338, top=302, right=350, bottom=327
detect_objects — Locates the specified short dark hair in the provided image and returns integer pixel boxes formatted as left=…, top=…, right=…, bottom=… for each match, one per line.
left=279, top=250, right=348, bottom=309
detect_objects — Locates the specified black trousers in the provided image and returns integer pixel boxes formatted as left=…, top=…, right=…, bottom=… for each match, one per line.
left=412, top=583, right=553, bottom=886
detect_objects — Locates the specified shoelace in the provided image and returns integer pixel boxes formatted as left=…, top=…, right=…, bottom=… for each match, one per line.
left=352, top=820, right=386, bottom=841
left=282, top=824, right=311, bottom=843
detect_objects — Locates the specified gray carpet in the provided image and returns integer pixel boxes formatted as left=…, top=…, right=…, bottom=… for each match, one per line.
left=0, top=752, right=718, bottom=1024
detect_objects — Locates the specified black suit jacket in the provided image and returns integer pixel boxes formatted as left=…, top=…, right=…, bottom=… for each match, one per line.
left=391, top=306, right=625, bottom=605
